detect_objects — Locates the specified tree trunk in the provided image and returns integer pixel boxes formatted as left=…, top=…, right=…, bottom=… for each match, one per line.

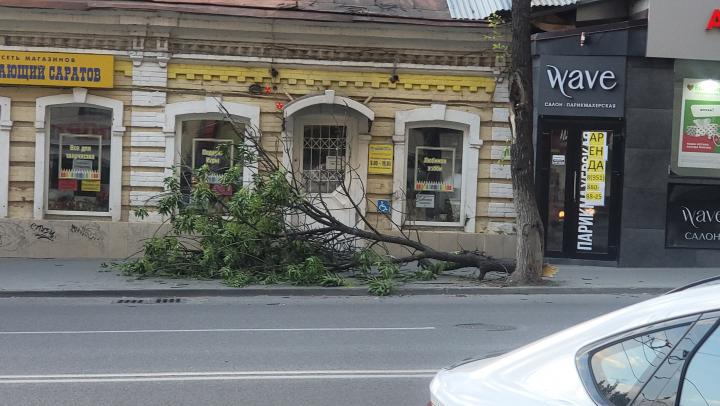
left=508, top=0, right=545, bottom=285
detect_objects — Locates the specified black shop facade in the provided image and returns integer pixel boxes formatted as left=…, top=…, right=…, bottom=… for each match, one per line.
left=533, top=18, right=720, bottom=267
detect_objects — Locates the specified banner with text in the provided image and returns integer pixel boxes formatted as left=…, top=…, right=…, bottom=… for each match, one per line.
left=0, top=51, right=114, bottom=88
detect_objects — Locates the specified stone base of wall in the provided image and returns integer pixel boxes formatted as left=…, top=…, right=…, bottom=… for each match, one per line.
left=0, top=220, right=517, bottom=260
left=0, top=219, right=167, bottom=259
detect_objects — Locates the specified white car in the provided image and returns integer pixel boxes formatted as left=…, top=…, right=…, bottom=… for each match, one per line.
left=429, top=278, right=720, bottom=406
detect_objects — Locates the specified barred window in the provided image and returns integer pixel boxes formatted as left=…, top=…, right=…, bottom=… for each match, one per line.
left=302, top=125, right=347, bottom=194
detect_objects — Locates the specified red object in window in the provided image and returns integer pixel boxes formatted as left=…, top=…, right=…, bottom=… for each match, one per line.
left=264, top=85, right=272, bottom=94
left=275, top=102, right=284, bottom=110
left=58, top=179, right=78, bottom=191
left=212, top=184, right=233, bottom=196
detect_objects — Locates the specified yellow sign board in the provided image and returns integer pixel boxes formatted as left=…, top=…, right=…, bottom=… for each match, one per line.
left=0, top=51, right=114, bottom=88
left=368, top=144, right=393, bottom=175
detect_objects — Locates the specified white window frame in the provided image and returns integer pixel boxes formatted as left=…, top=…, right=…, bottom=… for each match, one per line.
left=34, top=88, right=125, bottom=221
left=281, top=90, right=374, bottom=227
left=164, top=97, right=260, bottom=188
left=393, top=104, right=482, bottom=233
left=0, top=96, right=12, bottom=218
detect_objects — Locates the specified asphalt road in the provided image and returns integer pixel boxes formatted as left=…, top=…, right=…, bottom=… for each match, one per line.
left=0, top=294, right=650, bottom=406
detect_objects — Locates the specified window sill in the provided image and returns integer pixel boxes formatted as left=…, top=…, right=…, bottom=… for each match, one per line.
left=45, top=210, right=112, bottom=218
left=404, top=220, right=464, bottom=228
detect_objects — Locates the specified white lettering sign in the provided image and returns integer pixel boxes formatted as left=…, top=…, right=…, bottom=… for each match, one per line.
left=546, top=65, right=618, bottom=99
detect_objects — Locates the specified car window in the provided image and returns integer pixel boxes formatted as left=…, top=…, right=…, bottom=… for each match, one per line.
left=631, top=318, right=716, bottom=406
left=679, top=325, right=720, bottom=406
left=589, top=325, right=690, bottom=406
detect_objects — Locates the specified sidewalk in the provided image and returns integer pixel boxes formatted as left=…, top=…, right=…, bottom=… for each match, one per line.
left=0, top=258, right=719, bottom=297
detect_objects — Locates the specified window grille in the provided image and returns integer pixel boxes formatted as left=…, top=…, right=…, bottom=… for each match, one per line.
left=302, top=125, right=347, bottom=193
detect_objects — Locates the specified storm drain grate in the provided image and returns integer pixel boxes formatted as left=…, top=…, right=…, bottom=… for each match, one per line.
left=116, top=299, right=144, bottom=304
left=156, top=298, right=181, bottom=304
left=115, top=298, right=182, bottom=304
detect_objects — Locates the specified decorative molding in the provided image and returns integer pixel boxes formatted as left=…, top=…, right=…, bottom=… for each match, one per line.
left=34, top=92, right=125, bottom=221
left=72, top=88, right=88, bottom=104
left=392, top=105, right=481, bottom=233
left=0, top=96, right=11, bottom=218
left=283, top=90, right=375, bottom=121
left=169, top=64, right=496, bottom=94
left=0, top=32, right=494, bottom=68
left=133, top=61, right=167, bottom=88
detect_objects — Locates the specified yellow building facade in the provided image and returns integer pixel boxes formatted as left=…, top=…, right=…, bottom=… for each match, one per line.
left=0, top=3, right=516, bottom=259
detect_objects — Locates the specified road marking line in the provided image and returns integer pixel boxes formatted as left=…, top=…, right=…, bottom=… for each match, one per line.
left=0, top=327, right=436, bottom=335
left=0, top=370, right=439, bottom=384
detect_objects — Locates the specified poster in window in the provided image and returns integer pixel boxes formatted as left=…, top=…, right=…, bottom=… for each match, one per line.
left=678, top=79, right=720, bottom=170
left=414, top=147, right=455, bottom=192
left=58, top=134, right=102, bottom=181
left=193, top=139, right=234, bottom=184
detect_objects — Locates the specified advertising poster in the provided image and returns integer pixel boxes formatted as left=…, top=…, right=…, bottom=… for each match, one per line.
left=368, top=144, right=393, bottom=175
left=678, top=78, right=720, bottom=169
left=581, top=131, right=607, bottom=206
left=577, top=131, right=607, bottom=251
left=193, top=139, right=233, bottom=184
left=414, top=147, right=455, bottom=192
left=58, top=134, right=102, bottom=182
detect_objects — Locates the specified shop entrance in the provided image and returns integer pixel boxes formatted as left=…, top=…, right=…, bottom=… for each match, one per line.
left=537, top=118, right=624, bottom=260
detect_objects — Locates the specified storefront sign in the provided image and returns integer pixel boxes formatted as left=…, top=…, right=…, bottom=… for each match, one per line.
left=0, top=51, right=114, bottom=88
left=577, top=131, right=608, bottom=251
left=59, top=134, right=102, bottom=181
left=414, top=147, right=455, bottom=192
left=707, top=9, right=720, bottom=30
left=678, top=78, right=720, bottom=169
left=648, top=0, right=720, bottom=61
left=368, top=144, right=393, bottom=175
left=537, top=55, right=626, bottom=118
left=666, top=183, right=720, bottom=249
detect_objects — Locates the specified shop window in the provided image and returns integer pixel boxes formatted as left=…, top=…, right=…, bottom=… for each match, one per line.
left=405, top=127, right=464, bottom=224
left=47, top=106, right=112, bottom=212
left=301, top=125, right=347, bottom=194
left=179, top=119, right=241, bottom=195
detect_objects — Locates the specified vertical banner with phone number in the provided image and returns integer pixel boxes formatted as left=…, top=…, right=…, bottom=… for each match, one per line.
left=581, top=131, right=607, bottom=206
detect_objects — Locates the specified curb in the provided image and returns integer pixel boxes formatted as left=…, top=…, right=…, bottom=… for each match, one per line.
left=0, top=286, right=670, bottom=298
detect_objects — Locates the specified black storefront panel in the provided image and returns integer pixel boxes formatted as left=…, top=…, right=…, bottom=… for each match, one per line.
left=666, top=183, right=720, bottom=249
